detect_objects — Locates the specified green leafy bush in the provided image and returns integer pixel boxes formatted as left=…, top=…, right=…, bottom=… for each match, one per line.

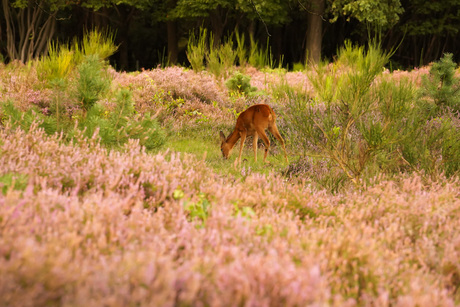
left=403, top=53, right=460, bottom=177
left=187, top=28, right=207, bottom=72
left=248, top=35, right=273, bottom=69
left=0, top=173, right=28, bottom=195
left=82, top=89, right=165, bottom=150
left=0, top=100, right=60, bottom=135
left=37, top=29, right=117, bottom=85
left=285, top=43, right=460, bottom=186
left=36, top=43, right=74, bottom=83
left=284, top=42, right=418, bottom=186
left=76, top=54, right=111, bottom=111
left=420, top=53, right=460, bottom=114
left=75, top=29, right=118, bottom=63
left=225, top=72, right=257, bottom=96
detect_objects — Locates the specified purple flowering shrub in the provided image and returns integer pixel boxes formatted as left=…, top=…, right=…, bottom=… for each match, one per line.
left=1, top=122, right=460, bottom=306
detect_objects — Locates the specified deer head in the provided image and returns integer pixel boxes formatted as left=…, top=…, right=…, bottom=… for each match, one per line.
left=219, top=131, right=232, bottom=159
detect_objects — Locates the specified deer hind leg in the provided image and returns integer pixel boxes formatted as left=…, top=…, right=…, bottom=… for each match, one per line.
left=269, top=124, right=289, bottom=163
left=253, top=132, right=258, bottom=162
left=237, top=130, right=247, bottom=166
left=256, top=127, right=271, bottom=163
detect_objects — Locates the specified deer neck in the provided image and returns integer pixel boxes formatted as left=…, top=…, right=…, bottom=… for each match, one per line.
left=226, top=129, right=240, bottom=149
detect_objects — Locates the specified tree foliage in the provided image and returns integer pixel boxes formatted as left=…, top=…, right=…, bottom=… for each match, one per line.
left=404, top=0, right=460, bottom=36
left=328, top=0, right=404, bottom=28
left=1, top=0, right=460, bottom=68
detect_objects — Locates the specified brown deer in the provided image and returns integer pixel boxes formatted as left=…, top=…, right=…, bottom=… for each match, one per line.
left=219, top=104, right=288, bottom=165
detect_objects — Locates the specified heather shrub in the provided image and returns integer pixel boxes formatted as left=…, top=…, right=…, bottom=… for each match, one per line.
left=1, top=123, right=460, bottom=306
left=283, top=157, right=348, bottom=193
left=269, top=73, right=308, bottom=103
left=132, top=67, right=228, bottom=105
left=75, top=54, right=111, bottom=111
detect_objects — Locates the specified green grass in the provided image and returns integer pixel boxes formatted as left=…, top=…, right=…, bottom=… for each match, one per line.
left=165, top=129, right=290, bottom=179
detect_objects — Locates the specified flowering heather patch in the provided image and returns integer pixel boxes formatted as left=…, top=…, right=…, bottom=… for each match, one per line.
left=383, top=66, right=430, bottom=87
left=1, top=124, right=460, bottom=306
left=112, top=66, right=228, bottom=108
left=0, top=62, right=52, bottom=111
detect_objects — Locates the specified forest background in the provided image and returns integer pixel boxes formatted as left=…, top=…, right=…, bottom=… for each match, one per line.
left=2, top=0, right=460, bottom=71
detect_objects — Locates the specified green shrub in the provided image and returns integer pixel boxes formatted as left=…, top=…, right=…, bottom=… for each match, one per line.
left=37, top=29, right=117, bottom=84
left=420, top=53, right=460, bottom=115
left=285, top=43, right=460, bottom=186
left=75, top=29, right=118, bottom=62
left=248, top=35, right=272, bottom=69
left=217, top=38, right=237, bottom=76
left=0, top=173, right=28, bottom=195
left=235, top=31, right=247, bottom=67
left=82, top=89, right=165, bottom=150
left=284, top=42, right=416, bottom=186
left=76, top=55, right=111, bottom=111
left=205, top=34, right=237, bottom=78
left=187, top=28, right=207, bottom=72
left=37, top=42, right=74, bottom=83
left=112, top=89, right=165, bottom=150
left=399, top=54, right=460, bottom=178
left=0, top=100, right=60, bottom=135
left=225, top=72, right=257, bottom=95
left=205, top=33, right=222, bottom=78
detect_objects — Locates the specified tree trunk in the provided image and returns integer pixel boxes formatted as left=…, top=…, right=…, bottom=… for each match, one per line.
left=305, top=0, right=324, bottom=65
left=115, top=5, right=135, bottom=70
left=167, top=20, right=178, bottom=65
left=2, top=0, right=56, bottom=63
left=209, top=6, right=227, bottom=47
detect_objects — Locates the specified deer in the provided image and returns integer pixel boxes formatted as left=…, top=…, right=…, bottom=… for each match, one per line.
left=219, top=104, right=288, bottom=166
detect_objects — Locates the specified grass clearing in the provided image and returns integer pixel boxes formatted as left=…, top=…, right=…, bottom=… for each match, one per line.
left=165, top=129, right=290, bottom=179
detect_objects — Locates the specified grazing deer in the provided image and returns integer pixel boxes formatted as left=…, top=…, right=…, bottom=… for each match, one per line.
left=219, top=104, right=288, bottom=165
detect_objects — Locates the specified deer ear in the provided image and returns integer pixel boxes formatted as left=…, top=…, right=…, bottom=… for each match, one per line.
left=219, top=131, right=226, bottom=143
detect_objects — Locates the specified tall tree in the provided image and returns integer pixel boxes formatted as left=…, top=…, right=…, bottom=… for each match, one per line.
left=1, top=0, right=67, bottom=62
left=304, top=0, right=325, bottom=64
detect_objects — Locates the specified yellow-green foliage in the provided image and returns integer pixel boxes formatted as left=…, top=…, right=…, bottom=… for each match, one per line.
left=75, top=29, right=118, bottom=63
left=37, top=42, right=74, bottom=82
left=36, top=29, right=117, bottom=84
